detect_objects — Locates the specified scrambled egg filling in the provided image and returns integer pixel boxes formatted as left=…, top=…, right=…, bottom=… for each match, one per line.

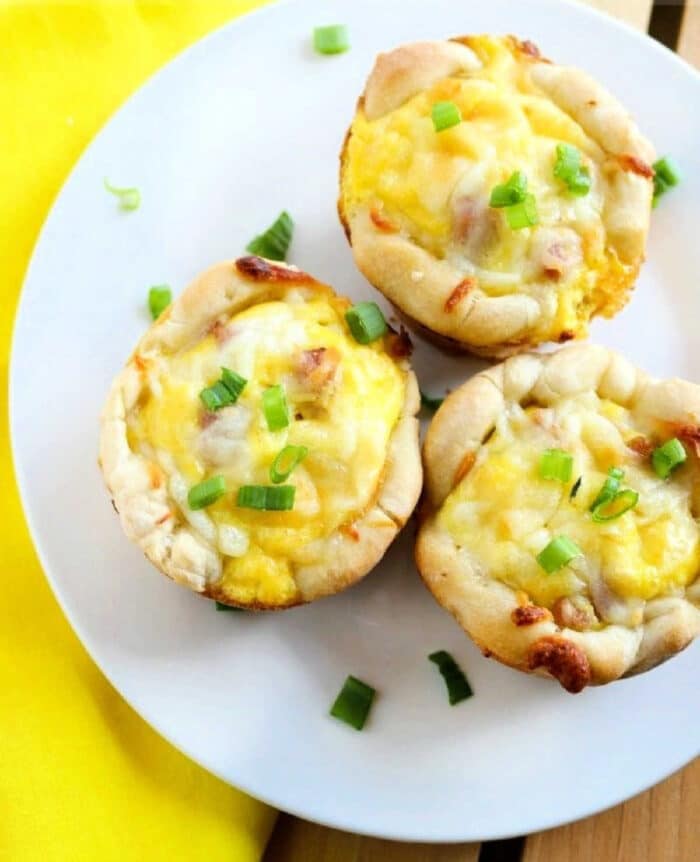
left=128, top=295, right=405, bottom=604
left=438, top=393, right=700, bottom=610
left=343, top=35, right=632, bottom=339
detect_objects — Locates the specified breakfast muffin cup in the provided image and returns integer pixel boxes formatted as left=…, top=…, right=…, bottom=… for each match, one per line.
left=100, top=256, right=422, bottom=609
left=339, top=36, right=655, bottom=358
left=416, top=345, right=700, bottom=691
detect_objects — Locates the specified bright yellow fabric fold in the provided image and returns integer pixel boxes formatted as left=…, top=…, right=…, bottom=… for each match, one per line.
left=0, top=3, right=276, bottom=859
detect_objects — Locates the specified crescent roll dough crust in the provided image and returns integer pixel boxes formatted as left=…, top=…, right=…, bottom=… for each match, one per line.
left=339, top=36, right=655, bottom=357
left=416, top=345, right=700, bottom=691
left=100, top=256, right=421, bottom=610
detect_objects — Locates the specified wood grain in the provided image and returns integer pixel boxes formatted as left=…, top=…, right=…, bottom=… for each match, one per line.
left=263, top=2, right=699, bottom=859
left=263, top=816, right=480, bottom=862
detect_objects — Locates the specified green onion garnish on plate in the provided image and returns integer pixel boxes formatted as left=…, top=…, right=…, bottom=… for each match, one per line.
left=270, top=445, right=308, bottom=484
left=313, top=24, right=350, bottom=55
left=246, top=211, right=294, bottom=261
left=539, top=448, right=573, bottom=483
left=591, top=488, right=639, bottom=522
left=262, top=384, right=290, bottom=431
left=553, top=143, right=591, bottom=196
left=215, top=601, right=244, bottom=612
left=431, top=101, right=462, bottom=132
left=428, top=650, right=473, bottom=705
left=652, top=156, right=680, bottom=207
left=345, top=301, right=387, bottom=344
left=148, top=285, right=172, bottom=320
left=103, top=177, right=141, bottom=211
left=200, top=368, right=247, bottom=411
left=237, top=484, right=296, bottom=511
left=420, top=391, right=444, bottom=413
left=329, top=675, right=376, bottom=730
left=652, top=437, right=686, bottom=479
left=536, top=535, right=582, bottom=574
left=188, top=476, right=226, bottom=510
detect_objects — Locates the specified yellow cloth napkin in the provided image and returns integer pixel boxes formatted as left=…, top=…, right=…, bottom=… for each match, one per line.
left=0, top=3, right=276, bottom=859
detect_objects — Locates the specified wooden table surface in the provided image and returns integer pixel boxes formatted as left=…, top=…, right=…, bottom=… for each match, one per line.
left=264, top=1, right=698, bottom=859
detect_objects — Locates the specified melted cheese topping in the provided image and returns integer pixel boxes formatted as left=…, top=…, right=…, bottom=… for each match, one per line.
left=438, top=393, right=700, bottom=621
left=342, top=36, right=632, bottom=340
left=128, top=295, right=406, bottom=605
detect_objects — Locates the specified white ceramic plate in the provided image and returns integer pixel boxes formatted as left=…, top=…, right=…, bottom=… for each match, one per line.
left=11, top=0, right=700, bottom=842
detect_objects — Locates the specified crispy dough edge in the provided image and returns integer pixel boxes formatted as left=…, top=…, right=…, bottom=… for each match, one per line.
left=416, top=344, right=700, bottom=690
left=339, top=37, right=654, bottom=355
left=99, top=257, right=422, bottom=611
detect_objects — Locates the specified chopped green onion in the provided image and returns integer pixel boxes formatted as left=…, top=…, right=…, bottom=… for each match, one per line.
left=652, top=437, right=687, bottom=479
left=220, top=368, right=247, bottom=402
left=246, top=211, right=294, bottom=261
left=539, top=449, right=574, bottom=483
left=536, top=535, right=582, bottom=574
left=103, top=177, right=141, bottom=211
left=237, top=484, right=296, bottom=511
left=420, top=391, right=444, bottom=413
left=428, top=650, right=473, bottom=705
left=489, top=171, right=528, bottom=208
left=570, top=476, right=582, bottom=499
left=505, top=193, right=539, bottom=229
left=200, top=368, right=247, bottom=411
left=553, top=143, right=591, bottom=197
left=591, top=489, right=639, bottom=522
left=589, top=467, right=624, bottom=511
left=313, top=24, right=350, bottom=55
left=262, top=384, right=290, bottom=431
left=188, top=476, right=226, bottom=510
left=329, top=675, right=376, bottom=730
left=652, top=157, right=680, bottom=207
left=431, top=101, right=462, bottom=132
left=215, top=601, right=244, bottom=612
left=270, top=445, right=308, bottom=484
left=148, top=285, right=172, bottom=320
left=345, top=301, right=387, bottom=344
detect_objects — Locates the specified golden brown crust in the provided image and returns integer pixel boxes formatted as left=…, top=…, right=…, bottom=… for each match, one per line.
left=416, top=345, right=700, bottom=691
left=339, top=37, right=655, bottom=357
left=100, top=257, right=422, bottom=610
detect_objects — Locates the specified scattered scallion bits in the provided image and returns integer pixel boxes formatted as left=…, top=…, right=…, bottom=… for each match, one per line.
left=539, top=449, right=574, bottom=483
left=270, top=445, right=308, bottom=484
left=553, top=143, right=591, bottom=197
left=431, top=100, right=462, bottom=132
left=188, top=476, right=226, bottom=510
left=345, top=301, right=387, bottom=344
left=200, top=368, right=247, bottom=411
left=505, top=193, right=538, bottom=229
left=103, top=177, right=141, bottom=211
left=262, top=384, right=290, bottom=431
left=428, top=650, right=473, bottom=705
left=237, top=484, right=296, bottom=511
left=489, top=171, right=528, bottom=208
left=591, top=488, right=639, bottom=522
left=536, top=535, right=582, bottom=574
left=313, top=24, right=350, bottom=55
left=329, top=675, right=376, bottom=730
left=652, top=437, right=686, bottom=479
left=215, top=601, right=244, bottom=612
left=589, top=467, right=624, bottom=511
left=420, top=391, right=444, bottom=413
left=652, top=156, right=680, bottom=207
left=246, top=211, right=294, bottom=261
left=148, top=285, right=172, bottom=320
